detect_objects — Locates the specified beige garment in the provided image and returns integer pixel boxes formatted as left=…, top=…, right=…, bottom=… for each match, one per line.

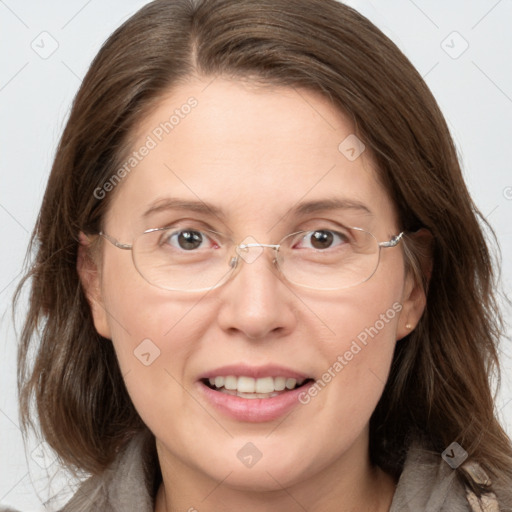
left=388, top=443, right=501, bottom=512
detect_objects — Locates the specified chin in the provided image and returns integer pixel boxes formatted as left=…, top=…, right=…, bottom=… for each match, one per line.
left=196, top=443, right=316, bottom=492
left=212, top=463, right=305, bottom=492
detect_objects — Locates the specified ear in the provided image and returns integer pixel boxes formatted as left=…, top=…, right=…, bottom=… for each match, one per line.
left=396, top=228, right=433, bottom=340
left=77, top=232, right=112, bottom=339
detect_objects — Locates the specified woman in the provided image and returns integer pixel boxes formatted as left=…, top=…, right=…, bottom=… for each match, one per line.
left=12, top=0, right=512, bottom=510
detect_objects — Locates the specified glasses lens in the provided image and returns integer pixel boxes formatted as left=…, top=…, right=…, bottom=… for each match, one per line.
left=130, top=226, right=382, bottom=292
left=277, top=227, right=380, bottom=290
left=132, top=227, right=233, bottom=291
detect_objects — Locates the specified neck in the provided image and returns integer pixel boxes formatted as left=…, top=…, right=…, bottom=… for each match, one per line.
left=154, top=434, right=396, bottom=512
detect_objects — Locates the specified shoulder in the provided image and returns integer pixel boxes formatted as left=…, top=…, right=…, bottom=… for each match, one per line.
left=390, top=442, right=506, bottom=512
left=59, top=431, right=156, bottom=512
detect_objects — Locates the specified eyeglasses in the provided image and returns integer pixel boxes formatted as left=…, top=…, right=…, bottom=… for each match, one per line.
left=99, top=226, right=404, bottom=292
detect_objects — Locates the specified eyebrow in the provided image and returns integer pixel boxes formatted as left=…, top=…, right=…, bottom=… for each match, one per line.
left=143, top=198, right=225, bottom=219
left=142, top=197, right=373, bottom=219
left=291, top=198, right=373, bottom=217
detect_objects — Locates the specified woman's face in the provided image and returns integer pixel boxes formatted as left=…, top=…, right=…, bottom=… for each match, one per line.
left=83, top=77, right=424, bottom=491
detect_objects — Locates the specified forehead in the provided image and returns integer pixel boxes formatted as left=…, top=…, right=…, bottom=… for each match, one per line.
left=103, top=77, right=398, bottom=236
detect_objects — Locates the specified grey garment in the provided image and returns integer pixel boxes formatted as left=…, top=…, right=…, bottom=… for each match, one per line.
left=0, top=435, right=503, bottom=512
left=59, top=433, right=155, bottom=512
left=389, top=444, right=471, bottom=512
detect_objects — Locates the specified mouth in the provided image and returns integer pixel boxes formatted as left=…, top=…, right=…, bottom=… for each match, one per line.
left=197, top=364, right=316, bottom=422
left=201, top=375, right=314, bottom=399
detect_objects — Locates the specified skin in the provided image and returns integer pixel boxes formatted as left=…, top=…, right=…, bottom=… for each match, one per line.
left=79, top=77, right=427, bottom=512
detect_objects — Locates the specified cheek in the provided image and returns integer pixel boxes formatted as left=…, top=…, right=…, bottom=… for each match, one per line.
left=100, top=249, right=200, bottom=345
left=98, top=253, right=214, bottom=411
left=301, top=273, right=403, bottom=429
left=102, top=289, right=220, bottom=438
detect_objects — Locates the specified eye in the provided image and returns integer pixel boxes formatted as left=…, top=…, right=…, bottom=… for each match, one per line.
left=162, top=229, right=218, bottom=251
left=296, top=229, right=349, bottom=250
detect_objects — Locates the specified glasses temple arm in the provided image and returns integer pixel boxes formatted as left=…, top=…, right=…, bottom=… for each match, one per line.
left=379, top=232, right=404, bottom=248
left=99, top=232, right=133, bottom=250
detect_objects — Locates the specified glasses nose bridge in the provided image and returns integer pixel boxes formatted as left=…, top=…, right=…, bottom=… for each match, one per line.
left=237, top=241, right=282, bottom=261
left=228, top=241, right=282, bottom=272
left=238, top=242, right=280, bottom=251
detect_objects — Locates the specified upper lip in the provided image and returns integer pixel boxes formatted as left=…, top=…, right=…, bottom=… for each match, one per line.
left=198, top=364, right=311, bottom=381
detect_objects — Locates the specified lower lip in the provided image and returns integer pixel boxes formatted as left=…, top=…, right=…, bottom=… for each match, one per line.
left=197, top=381, right=313, bottom=422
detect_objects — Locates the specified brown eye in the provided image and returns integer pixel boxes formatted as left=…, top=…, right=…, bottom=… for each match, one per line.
left=177, top=230, right=203, bottom=250
left=310, top=230, right=334, bottom=249
left=297, top=230, right=348, bottom=250
left=163, top=229, right=209, bottom=250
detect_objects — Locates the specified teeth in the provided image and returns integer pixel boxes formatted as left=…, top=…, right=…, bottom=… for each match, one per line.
left=222, top=389, right=281, bottom=399
left=285, top=378, right=297, bottom=390
left=224, top=375, right=238, bottom=390
left=274, top=377, right=286, bottom=391
left=238, top=376, right=255, bottom=393
left=255, top=376, right=274, bottom=393
left=207, top=375, right=306, bottom=394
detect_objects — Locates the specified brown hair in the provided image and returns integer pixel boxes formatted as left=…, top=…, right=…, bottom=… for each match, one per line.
left=16, top=0, right=512, bottom=501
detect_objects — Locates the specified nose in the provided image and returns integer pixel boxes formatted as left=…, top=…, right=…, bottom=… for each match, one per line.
left=216, top=247, right=297, bottom=340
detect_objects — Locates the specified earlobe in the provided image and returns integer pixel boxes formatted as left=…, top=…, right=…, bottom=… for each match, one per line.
left=396, top=277, right=427, bottom=340
left=77, top=232, right=112, bottom=339
left=396, top=228, right=433, bottom=340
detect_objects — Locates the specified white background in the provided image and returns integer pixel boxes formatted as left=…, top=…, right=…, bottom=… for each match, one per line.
left=1, top=0, right=511, bottom=510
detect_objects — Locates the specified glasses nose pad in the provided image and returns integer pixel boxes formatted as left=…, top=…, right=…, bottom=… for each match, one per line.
left=272, top=247, right=283, bottom=272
